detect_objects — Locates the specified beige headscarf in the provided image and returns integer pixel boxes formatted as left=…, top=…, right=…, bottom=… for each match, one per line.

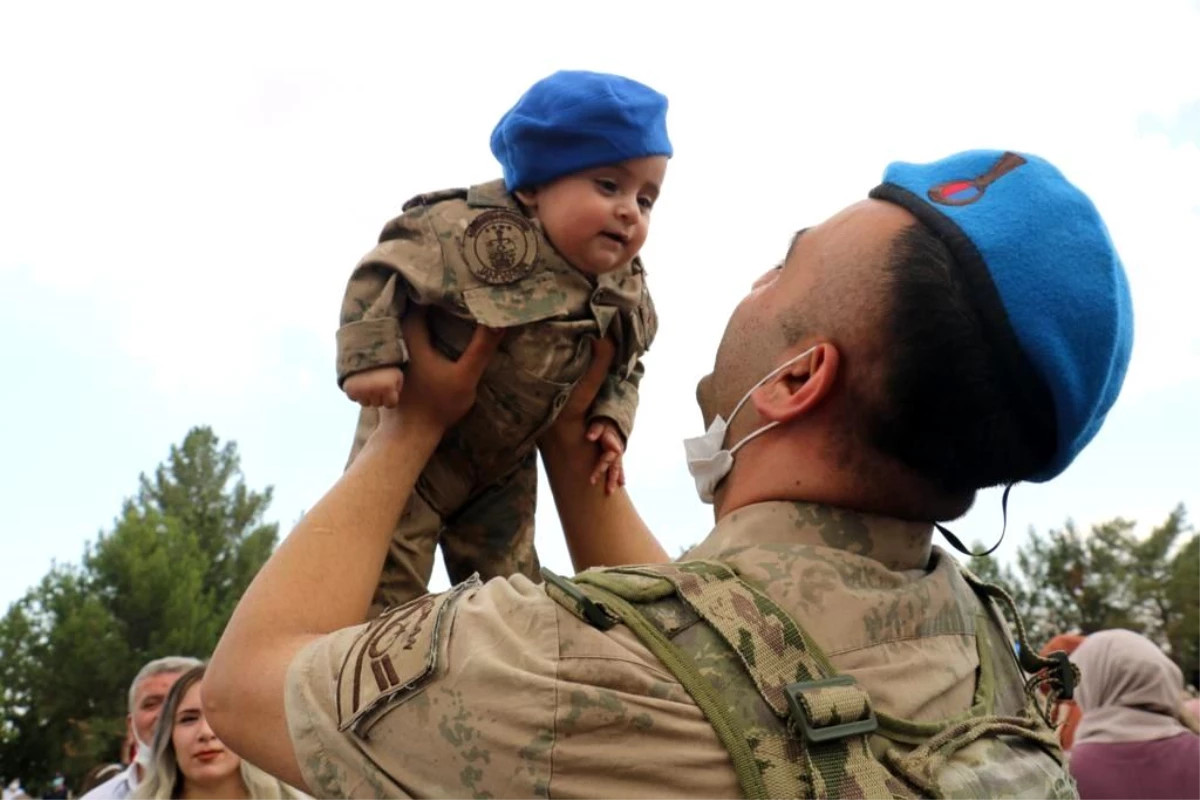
left=1071, top=628, right=1191, bottom=745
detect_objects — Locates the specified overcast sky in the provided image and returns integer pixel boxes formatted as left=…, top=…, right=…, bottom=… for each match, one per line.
left=2, top=0, right=1198, bottom=612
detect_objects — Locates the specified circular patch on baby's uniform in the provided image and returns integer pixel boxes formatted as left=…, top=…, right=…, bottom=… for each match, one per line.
left=461, top=210, right=540, bottom=285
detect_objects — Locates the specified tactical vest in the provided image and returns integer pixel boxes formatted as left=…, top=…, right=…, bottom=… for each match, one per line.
left=543, top=560, right=1079, bottom=799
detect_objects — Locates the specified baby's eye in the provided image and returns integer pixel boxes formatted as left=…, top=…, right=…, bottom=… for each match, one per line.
left=638, top=196, right=654, bottom=211
left=595, top=179, right=619, bottom=194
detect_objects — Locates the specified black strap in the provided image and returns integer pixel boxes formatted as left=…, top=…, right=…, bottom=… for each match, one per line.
left=540, top=568, right=616, bottom=630
left=936, top=483, right=1014, bottom=558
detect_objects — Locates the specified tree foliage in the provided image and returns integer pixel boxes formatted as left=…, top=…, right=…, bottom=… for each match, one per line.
left=0, top=428, right=277, bottom=792
left=969, top=504, right=1199, bottom=686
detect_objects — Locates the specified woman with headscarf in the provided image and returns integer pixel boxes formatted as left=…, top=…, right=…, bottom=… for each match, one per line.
left=132, top=664, right=303, bottom=800
left=1070, top=629, right=1200, bottom=800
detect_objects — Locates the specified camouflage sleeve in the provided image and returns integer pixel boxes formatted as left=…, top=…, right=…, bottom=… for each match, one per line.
left=283, top=575, right=560, bottom=799
left=587, top=357, right=644, bottom=442
left=588, top=280, right=657, bottom=441
left=335, top=212, right=445, bottom=388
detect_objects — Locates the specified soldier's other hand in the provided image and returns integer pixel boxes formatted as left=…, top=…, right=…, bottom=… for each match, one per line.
left=587, top=420, right=626, bottom=495
left=561, top=337, right=617, bottom=424
left=344, top=367, right=405, bottom=408
left=394, top=306, right=505, bottom=431
left=541, top=336, right=615, bottom=451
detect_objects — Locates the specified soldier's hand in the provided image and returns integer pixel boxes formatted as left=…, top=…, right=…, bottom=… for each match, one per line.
left=393, top=306, right=504, bottom=431
left=587, top=420, right=626, bottom=495
left=563, top=337, right=617, bottom=421
left=344, top=366, right=405, bottom=408
left=541, top=336, right=615, bottom=449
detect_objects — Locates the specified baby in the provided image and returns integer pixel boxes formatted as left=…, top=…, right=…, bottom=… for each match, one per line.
left=337, top=70, right=671, bottom=614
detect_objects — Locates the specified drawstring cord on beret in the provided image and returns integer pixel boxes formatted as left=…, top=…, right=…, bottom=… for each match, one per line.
left=936, top=482, right=1014, bottom=558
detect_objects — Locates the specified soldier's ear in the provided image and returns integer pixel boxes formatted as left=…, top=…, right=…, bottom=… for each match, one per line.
left=514, top=188, right=538, bottom=209
left=751, top=343, right=840, bottom=423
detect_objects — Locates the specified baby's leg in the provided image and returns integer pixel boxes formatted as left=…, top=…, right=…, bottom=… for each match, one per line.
left=440, top=451, right=539, bottom=585
left=370, top=491, right=441, bottom=618
left=346, top=406, right=442, bottom=618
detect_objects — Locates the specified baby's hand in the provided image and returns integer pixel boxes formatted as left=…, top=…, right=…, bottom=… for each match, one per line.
left=586, top=419, right=626, bottom=495
left=344, top=366, right=405, bottom=408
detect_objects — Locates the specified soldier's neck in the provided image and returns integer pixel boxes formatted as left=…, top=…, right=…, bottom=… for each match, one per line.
left=709, top=500, right=934, bottom=571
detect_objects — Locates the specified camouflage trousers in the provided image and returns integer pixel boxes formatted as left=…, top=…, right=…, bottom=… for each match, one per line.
left=348, top=406, right=541, bottom=618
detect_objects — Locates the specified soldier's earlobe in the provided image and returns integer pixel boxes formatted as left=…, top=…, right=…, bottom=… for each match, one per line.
left=514, top=188, right=538, bottom=209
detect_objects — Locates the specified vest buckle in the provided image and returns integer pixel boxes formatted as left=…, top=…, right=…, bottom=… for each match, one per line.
left=784, top=675, right=879, bottom=743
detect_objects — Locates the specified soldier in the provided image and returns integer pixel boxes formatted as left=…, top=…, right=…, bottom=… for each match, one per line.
left=208, top=149, right=1133, bottom=798
left=336, top=70, right=671, bottom=614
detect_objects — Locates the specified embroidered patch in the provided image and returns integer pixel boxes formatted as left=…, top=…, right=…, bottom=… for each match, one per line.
left=336, top=576, right=480, bottom=736
left=928, top=152, right=1027, bottom=207
left=461, top=210, right=540, bottom=285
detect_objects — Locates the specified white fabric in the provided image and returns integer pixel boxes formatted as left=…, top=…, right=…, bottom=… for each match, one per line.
left=80, top=764, right=140, bottom=800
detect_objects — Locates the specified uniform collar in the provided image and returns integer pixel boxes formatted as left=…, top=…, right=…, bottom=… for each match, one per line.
left=466, top=179, right=517, bottom=209
left=687, top=501, right=934, bottom=572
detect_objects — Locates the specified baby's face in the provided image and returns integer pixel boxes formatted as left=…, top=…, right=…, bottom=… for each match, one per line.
left=518, top=156, right=667, bottom=276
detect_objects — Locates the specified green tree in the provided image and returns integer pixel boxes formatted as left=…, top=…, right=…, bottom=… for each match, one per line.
left=0, top=427, right=278, bottom=792
left=1123, top=508, right=1183, bottom=632
left=0, top=566, right=130, bottom=787
left=126, top=427, right=277, bottom=623
left=1019, top=518, right=1141, bottom=643
left=968, top=505, right=1198, bottom=683
left=1166, top=533, right=1200, bottom=685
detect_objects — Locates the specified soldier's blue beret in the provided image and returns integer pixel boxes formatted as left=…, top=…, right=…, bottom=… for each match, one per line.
left=870, top=150, right=1134, bottom=482
left=491, top=70, right=672, bottom=191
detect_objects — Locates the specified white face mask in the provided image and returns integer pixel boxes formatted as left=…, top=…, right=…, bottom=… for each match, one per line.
left=684, top=347, right=816, bottom=503
left=133, top=730, right=155, bottom=768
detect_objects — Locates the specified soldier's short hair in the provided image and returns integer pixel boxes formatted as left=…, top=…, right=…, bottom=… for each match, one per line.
left=864, top=223, right=1057, bottom=497
left=127, top=656, right=204, bottom=714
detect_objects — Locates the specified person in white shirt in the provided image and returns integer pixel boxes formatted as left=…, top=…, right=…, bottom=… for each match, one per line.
left=82, top=656, right=202, bottom=799
left=2, top=778, right=28, bottom=799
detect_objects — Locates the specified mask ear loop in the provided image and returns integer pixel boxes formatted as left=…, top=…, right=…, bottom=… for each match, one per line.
left=727, top=420, right=780, bottom=456
left=724, top=346, right=817, bottom=455
left=936, top=483, right=1014, bottom=557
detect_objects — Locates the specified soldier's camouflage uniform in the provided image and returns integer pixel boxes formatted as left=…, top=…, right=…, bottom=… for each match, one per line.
left=285, top=501, right=1077, bottom=798
left=337, top=180, right=655, bottom=613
